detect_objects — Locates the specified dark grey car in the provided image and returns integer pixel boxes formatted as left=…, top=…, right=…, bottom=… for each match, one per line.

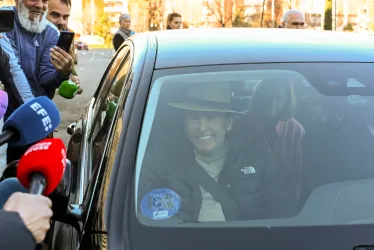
left=49, top=28, right=374, bottom=250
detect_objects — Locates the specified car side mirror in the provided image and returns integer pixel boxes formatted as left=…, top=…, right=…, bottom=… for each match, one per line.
left=67, top=121, right=77, bottom=135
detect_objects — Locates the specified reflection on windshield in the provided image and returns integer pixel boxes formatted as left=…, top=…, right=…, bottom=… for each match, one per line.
left=135, top=64, right=374, bottom=226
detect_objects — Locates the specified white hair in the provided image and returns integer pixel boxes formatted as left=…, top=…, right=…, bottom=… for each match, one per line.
left=17, top=0, right=48, bottom=33
left=119, top=14, right=131, bottom=24
left=281, top=9, right=305, bottom=22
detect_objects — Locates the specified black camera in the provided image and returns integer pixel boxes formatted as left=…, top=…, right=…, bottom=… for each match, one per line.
left=0, top=9, right=15, bottom=32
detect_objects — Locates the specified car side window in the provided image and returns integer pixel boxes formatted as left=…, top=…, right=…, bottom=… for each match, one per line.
left=89, top=47, right=132, bottom=170
left=93, top=46, right=130, bottom=117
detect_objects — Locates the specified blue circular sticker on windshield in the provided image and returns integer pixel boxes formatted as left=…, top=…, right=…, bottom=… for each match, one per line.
left=140, top=188, right=181, bottom=220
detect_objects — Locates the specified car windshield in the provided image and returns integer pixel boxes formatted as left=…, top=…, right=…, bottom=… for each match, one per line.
left=135, top=62, right=374, bottom=227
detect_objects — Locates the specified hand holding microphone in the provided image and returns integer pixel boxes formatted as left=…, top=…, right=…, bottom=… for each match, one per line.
left=3, top=192, right=53, bottom=244
left=0, top=138, right=67, bottom=244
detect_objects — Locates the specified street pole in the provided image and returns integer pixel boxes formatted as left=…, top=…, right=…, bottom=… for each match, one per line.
left=90, top=0, right=94, bottom=35
left=334, top=0, right=337, bottom=30
left=271, top=0, right=275, bottom=27
left=344, top=0, right=348, bottom=25
left=357, top=0, right=360, bottom=33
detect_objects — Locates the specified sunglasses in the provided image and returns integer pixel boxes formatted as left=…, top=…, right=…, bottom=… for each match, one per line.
left=290, top=22, right=305, bottom=26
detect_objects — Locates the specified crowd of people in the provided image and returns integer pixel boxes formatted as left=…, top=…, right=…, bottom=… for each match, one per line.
left=0, top=0, right=306, bottom=247
left=0, top=0, right=79, bottom=248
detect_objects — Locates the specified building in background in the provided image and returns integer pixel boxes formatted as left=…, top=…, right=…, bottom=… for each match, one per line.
left=68, top=0, right=84, bottom=36
left=81, top=0, right=105, bottom=35
left=104, top=0, right=129, bottom=34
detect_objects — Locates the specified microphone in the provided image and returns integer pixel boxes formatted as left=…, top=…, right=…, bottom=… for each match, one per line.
left=0, top=90, right=8, bottom=120
left=0, top=96, right=60, bottom=147
left=17, top=138, right=66, bottom=195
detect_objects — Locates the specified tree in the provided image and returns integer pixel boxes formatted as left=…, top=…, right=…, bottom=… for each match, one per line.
left=127, top=0, right=164, bottom=31
left=287, top=0, right=300, bottom=9
left=260, top=0, right=266, bottom=27
left=323, top=0, right=333, bottom=30
left=273, top=0, right=283, bottom=27
left=204, top=0, right=228, bottom=27
left=343, top=23, right=354, bottom=31
left=232, top=7, right=251, bottom=27
left=147, top=0, right=164, bottom=31
left=264, top=0, right=283, bottom=27
left=205, top=0, right=250, bottom=27
left=93, top=13, right=113, bottom=48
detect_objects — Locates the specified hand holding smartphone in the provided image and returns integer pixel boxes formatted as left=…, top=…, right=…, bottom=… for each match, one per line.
left=56, top=31, right=75, bottom=52
left=51, top=31, right=75, bottom=76
left=0, top=9, right=15, bottom=33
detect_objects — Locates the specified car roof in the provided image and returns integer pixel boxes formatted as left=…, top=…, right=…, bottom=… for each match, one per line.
left=137, top=28, right=374, bottom=69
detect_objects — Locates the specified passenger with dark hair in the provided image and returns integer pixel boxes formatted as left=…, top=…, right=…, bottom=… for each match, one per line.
left=47, top=0, right=83, bottom=96
left=248, top=77, right=305, bottom=205
left=166, top=12, right=182, bottom=30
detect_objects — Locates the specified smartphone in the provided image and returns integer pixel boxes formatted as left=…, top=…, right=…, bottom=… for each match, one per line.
left=57, top=31, right=75, bottom=52
left=0, top=9, right=15, bottom=32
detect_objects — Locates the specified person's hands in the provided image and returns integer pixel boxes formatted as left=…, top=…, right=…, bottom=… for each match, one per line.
left=50, top=46, right=73, bottom=77
left=70, top=75, right=79, bottom=84
left=3, top=192, right=53, bottom=244
left=70, top=75, right=83, bottom=95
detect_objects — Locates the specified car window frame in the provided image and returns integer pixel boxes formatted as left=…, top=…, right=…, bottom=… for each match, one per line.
left=108, top=62, right=374, bottom=250
left=87, top=46, right=132, bottom=171
left=80, top=44, right=135, bottom=231
left=91, top=46, right=131, bottom=121
left=92, top=47, right=124, bottom=100
left=69, top=45, right=131, bottom=206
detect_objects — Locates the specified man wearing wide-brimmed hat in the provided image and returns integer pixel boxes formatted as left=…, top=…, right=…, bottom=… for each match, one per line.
left=169, top=82, right=242, bottom=156
left=138, top=81, right=305, bottom=223
left=163, top=82, right=249, bottom=222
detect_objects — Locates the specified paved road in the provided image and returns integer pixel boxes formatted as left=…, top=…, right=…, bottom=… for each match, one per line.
left=54, top=48, right=114, bottom=146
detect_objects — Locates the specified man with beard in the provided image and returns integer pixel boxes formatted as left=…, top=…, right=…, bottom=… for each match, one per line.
left=46, top=0, right=83, bottom=95
left=4, top=0, right=74, bottom=164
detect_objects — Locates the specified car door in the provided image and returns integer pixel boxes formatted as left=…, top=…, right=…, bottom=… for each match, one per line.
left=66, top=45, right=131, bottom=204
left=74, top=43, right=135, bottom=249
left=52, top=44, right=132, bottom=250
left=75, top=35, right=155, bottom=249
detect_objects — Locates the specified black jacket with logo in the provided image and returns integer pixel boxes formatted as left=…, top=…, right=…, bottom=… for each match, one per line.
left=138, top=137, right=301, bottom=222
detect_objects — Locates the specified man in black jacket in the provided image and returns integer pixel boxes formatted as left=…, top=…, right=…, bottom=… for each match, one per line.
left=138, top=80, right=302, bottom=223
